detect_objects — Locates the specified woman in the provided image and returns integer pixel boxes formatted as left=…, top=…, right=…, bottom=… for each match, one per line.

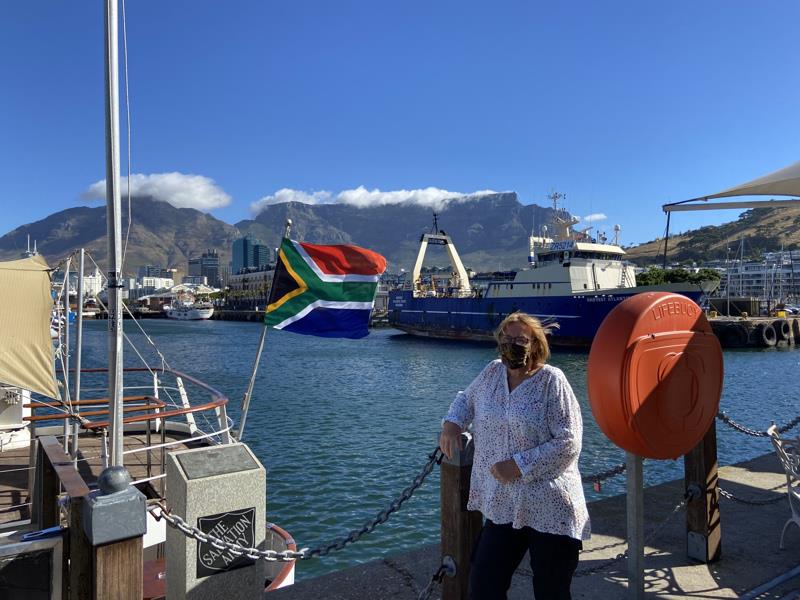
left=439, top=312, right=590, bottom=600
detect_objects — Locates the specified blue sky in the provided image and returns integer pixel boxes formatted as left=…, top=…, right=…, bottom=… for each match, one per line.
left=2, top=1, right=799, bottom=246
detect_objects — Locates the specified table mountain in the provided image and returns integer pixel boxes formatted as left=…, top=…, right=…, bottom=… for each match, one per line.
left=0, top=192, right=568, bottom=273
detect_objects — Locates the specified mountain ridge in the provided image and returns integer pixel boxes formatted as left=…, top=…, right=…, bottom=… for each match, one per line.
left=3, top=196, right=797, bottom=275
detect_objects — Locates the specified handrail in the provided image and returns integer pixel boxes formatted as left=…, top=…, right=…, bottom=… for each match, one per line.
left=74, top=366, right=229, bottom=406
left=82, top=398, right=227, bottom=431
left=24, top=395, right=159, bottom=408
left=39, top=435, right=91, bottom=499
left=25, top=398, right=166, bottom=422
left=42, top=365, right=233, bottom=446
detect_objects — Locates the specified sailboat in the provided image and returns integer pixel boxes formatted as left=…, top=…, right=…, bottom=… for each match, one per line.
left=0, top=2, right=293, bottom=597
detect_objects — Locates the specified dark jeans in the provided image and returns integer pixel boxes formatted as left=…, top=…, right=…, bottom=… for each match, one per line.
left=470, top=520, right=582, bottom=600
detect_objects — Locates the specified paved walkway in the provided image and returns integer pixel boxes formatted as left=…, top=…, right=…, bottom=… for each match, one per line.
left=272, top=452, right=800, bottom=599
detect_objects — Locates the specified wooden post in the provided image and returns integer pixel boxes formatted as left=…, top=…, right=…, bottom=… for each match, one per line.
left=440, top=433, right=482, bottom=600
left=626, top=453, right=644, bottom=600
left=34, top=437, right=62, bottom=529
left=684, top=421, right=722, bottom=562
left=93, top=537, right=143, bottom=600
left=69, top=495, right=93, bottom=600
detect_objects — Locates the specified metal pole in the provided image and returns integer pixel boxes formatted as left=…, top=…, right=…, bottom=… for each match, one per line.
left=236, top=219, right=291, bottom=441
left=626, top=452, right=644, bottom=600
left=662, top=211, right=671, bottom=270
left=104, top=0, right=124, bottom=466
left=71, top=249, right=85, bottom=461
left=62, top=258, right=72, bottom=452
left=237, top=325, right=267, bottom=442
left=726, top=245, right=731, bottom=317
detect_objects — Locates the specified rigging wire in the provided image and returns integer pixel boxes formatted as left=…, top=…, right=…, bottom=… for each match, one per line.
left=84, top=253, right=219, bottom=435
left=120, top=0, right=134, bottom=272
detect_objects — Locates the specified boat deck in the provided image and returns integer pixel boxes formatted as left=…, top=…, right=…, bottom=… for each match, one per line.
left=0, top=431, right=205, bottom=526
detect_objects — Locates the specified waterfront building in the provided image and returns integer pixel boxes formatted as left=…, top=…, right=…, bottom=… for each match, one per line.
left=232, top=236, right=274, bottom=274
left=719, top=251, right=800, bottom=302
left=81, top=267, right=104, bottom=298
left=187, top=249, right=221, bottom=287
left=182, top=275, right=208, bottom=285
left=137, top=264, right=172, bottom=279
left=226, top=266, right=274, bottom=308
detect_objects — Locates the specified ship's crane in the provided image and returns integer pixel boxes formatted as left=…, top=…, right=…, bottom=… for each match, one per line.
left=411, top=216, right=472, bottom=298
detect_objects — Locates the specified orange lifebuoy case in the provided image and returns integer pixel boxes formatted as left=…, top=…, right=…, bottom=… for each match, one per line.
left=587, top=292, right=723, bottom=459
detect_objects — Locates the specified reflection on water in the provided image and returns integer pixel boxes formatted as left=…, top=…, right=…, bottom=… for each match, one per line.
left=75, top=320, right=799, bottom=580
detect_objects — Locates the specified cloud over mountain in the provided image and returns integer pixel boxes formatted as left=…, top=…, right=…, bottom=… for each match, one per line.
left=249, top=185, right=498, bottom=215
left=83, top=172, right=231, bottom=211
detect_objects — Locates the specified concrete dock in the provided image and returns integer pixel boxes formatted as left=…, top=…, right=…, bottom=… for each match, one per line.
left=272, top=452, right=799, bottom=599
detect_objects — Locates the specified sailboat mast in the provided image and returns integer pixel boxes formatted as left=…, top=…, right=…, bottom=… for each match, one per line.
left=104, top=0, right=124, bottom=466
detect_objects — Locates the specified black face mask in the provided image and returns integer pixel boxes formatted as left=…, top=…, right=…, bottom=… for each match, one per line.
left=499, top=343, right=530, bottom=370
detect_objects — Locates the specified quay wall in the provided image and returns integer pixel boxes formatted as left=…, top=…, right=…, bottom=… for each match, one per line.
left=96, top=308, right=800, bottom=348
left=708, top=315, right=800, bottom=349
left=271, top=452, right=796, bottom=599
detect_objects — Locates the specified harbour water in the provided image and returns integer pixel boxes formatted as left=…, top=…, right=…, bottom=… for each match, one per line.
left=75, top=319, right=799, bottom=581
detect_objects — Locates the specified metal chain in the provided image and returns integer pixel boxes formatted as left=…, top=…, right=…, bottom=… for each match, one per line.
left=150, top=447, right=444, bottom=562
left=584, top=461, right=626, bottom=491
left=516, top=497, right=687, bottom=579
left=718, top=486, right=786, bottom=506
left=717, top=411, right=800, bottom=437
left=417, top=556, right=456, bottom=600
left=418, top=568, right=444, bottom=600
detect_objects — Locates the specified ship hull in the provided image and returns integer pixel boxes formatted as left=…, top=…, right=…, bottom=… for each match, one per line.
left=165, top=306, right=214, bottom=320
left=388, top=286, right=705, bottom=347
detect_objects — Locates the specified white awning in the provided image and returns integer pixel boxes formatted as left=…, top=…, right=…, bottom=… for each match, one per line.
left=0, top=255, right=59, bottom=398
left=706, top=160, right=800, bottom=199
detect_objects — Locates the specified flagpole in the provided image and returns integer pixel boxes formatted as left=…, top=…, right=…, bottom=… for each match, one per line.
left=236, top=219, right=292, bottom=442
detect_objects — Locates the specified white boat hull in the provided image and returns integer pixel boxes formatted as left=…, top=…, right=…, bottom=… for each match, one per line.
left=165, top=306, right=214, bottom=320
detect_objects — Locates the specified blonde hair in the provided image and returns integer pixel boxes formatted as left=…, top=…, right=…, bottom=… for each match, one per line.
left=494, top=312, right=552, bottom=366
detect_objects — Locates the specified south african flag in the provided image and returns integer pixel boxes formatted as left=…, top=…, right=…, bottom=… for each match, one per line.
left=265, top=238, right=387, bottom=339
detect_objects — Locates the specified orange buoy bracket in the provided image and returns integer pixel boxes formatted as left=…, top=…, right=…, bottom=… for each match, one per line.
left=587, top=292, right=723, bottom=459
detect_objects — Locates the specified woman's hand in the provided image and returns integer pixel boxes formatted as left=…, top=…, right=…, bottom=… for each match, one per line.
left=490, top=459, right=522, bottom=483
left=439, top=421, right=463, bottom=460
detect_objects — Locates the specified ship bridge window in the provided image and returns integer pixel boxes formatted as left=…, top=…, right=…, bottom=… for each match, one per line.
left=572, top=251, right=618, bottom=260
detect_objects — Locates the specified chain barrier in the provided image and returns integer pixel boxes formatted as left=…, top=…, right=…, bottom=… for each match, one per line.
left=149, top=447, right=444, bottom=562
left=417, top=556, right=456, bottom=600
left=585, top=462, right=626, bottom=492
left=515, top=496, right=687, bottom=579
left=717, top=411, right=800, bottom=438
left=718, top=486, right=786, bottom=506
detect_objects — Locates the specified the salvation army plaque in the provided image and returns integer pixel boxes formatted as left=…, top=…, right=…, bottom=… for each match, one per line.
left=196, top=507, right=256, bottom=577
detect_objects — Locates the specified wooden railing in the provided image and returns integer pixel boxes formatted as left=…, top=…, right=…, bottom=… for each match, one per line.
left=33, top=435, right=141, bottom=600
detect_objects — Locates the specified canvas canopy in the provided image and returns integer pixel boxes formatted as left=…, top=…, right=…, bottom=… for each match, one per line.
left=0, top=255, right=59, bottom=398
left=705, top=160, right=800, bottom=199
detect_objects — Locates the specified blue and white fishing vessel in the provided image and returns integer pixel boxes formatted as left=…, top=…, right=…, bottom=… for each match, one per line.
left=388, top=205, right=713, bottom=347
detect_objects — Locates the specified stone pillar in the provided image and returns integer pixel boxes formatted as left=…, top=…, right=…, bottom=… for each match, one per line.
left=166, top=443, right=267, bottom=600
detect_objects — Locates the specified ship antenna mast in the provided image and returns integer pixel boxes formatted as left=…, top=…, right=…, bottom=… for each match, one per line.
left=431, top=212, right=441, bottom=234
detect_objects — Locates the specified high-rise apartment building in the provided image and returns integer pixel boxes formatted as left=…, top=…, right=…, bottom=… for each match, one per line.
left=188, top=249, right=221, bottom=287
left=232, top=236, right=273, bottom=274
left=138, top=265, right=172, bottom=279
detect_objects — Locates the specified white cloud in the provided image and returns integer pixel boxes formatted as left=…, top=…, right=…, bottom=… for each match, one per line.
left=83, top=172, right=231, bottom=211
left=249, top=188, right=334, bottom=214
left=249, top=186, right=499, bottom=216
left=576, top=212, right=607, bottom=224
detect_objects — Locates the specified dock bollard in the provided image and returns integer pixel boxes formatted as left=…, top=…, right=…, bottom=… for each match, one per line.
left=82, top=466, right=147, bottom=600
left=439, top=431, right=481, bottom=600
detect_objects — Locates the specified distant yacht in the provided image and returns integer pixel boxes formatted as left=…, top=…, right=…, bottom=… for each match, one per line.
left=164, top=301, right=214, bottom=320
